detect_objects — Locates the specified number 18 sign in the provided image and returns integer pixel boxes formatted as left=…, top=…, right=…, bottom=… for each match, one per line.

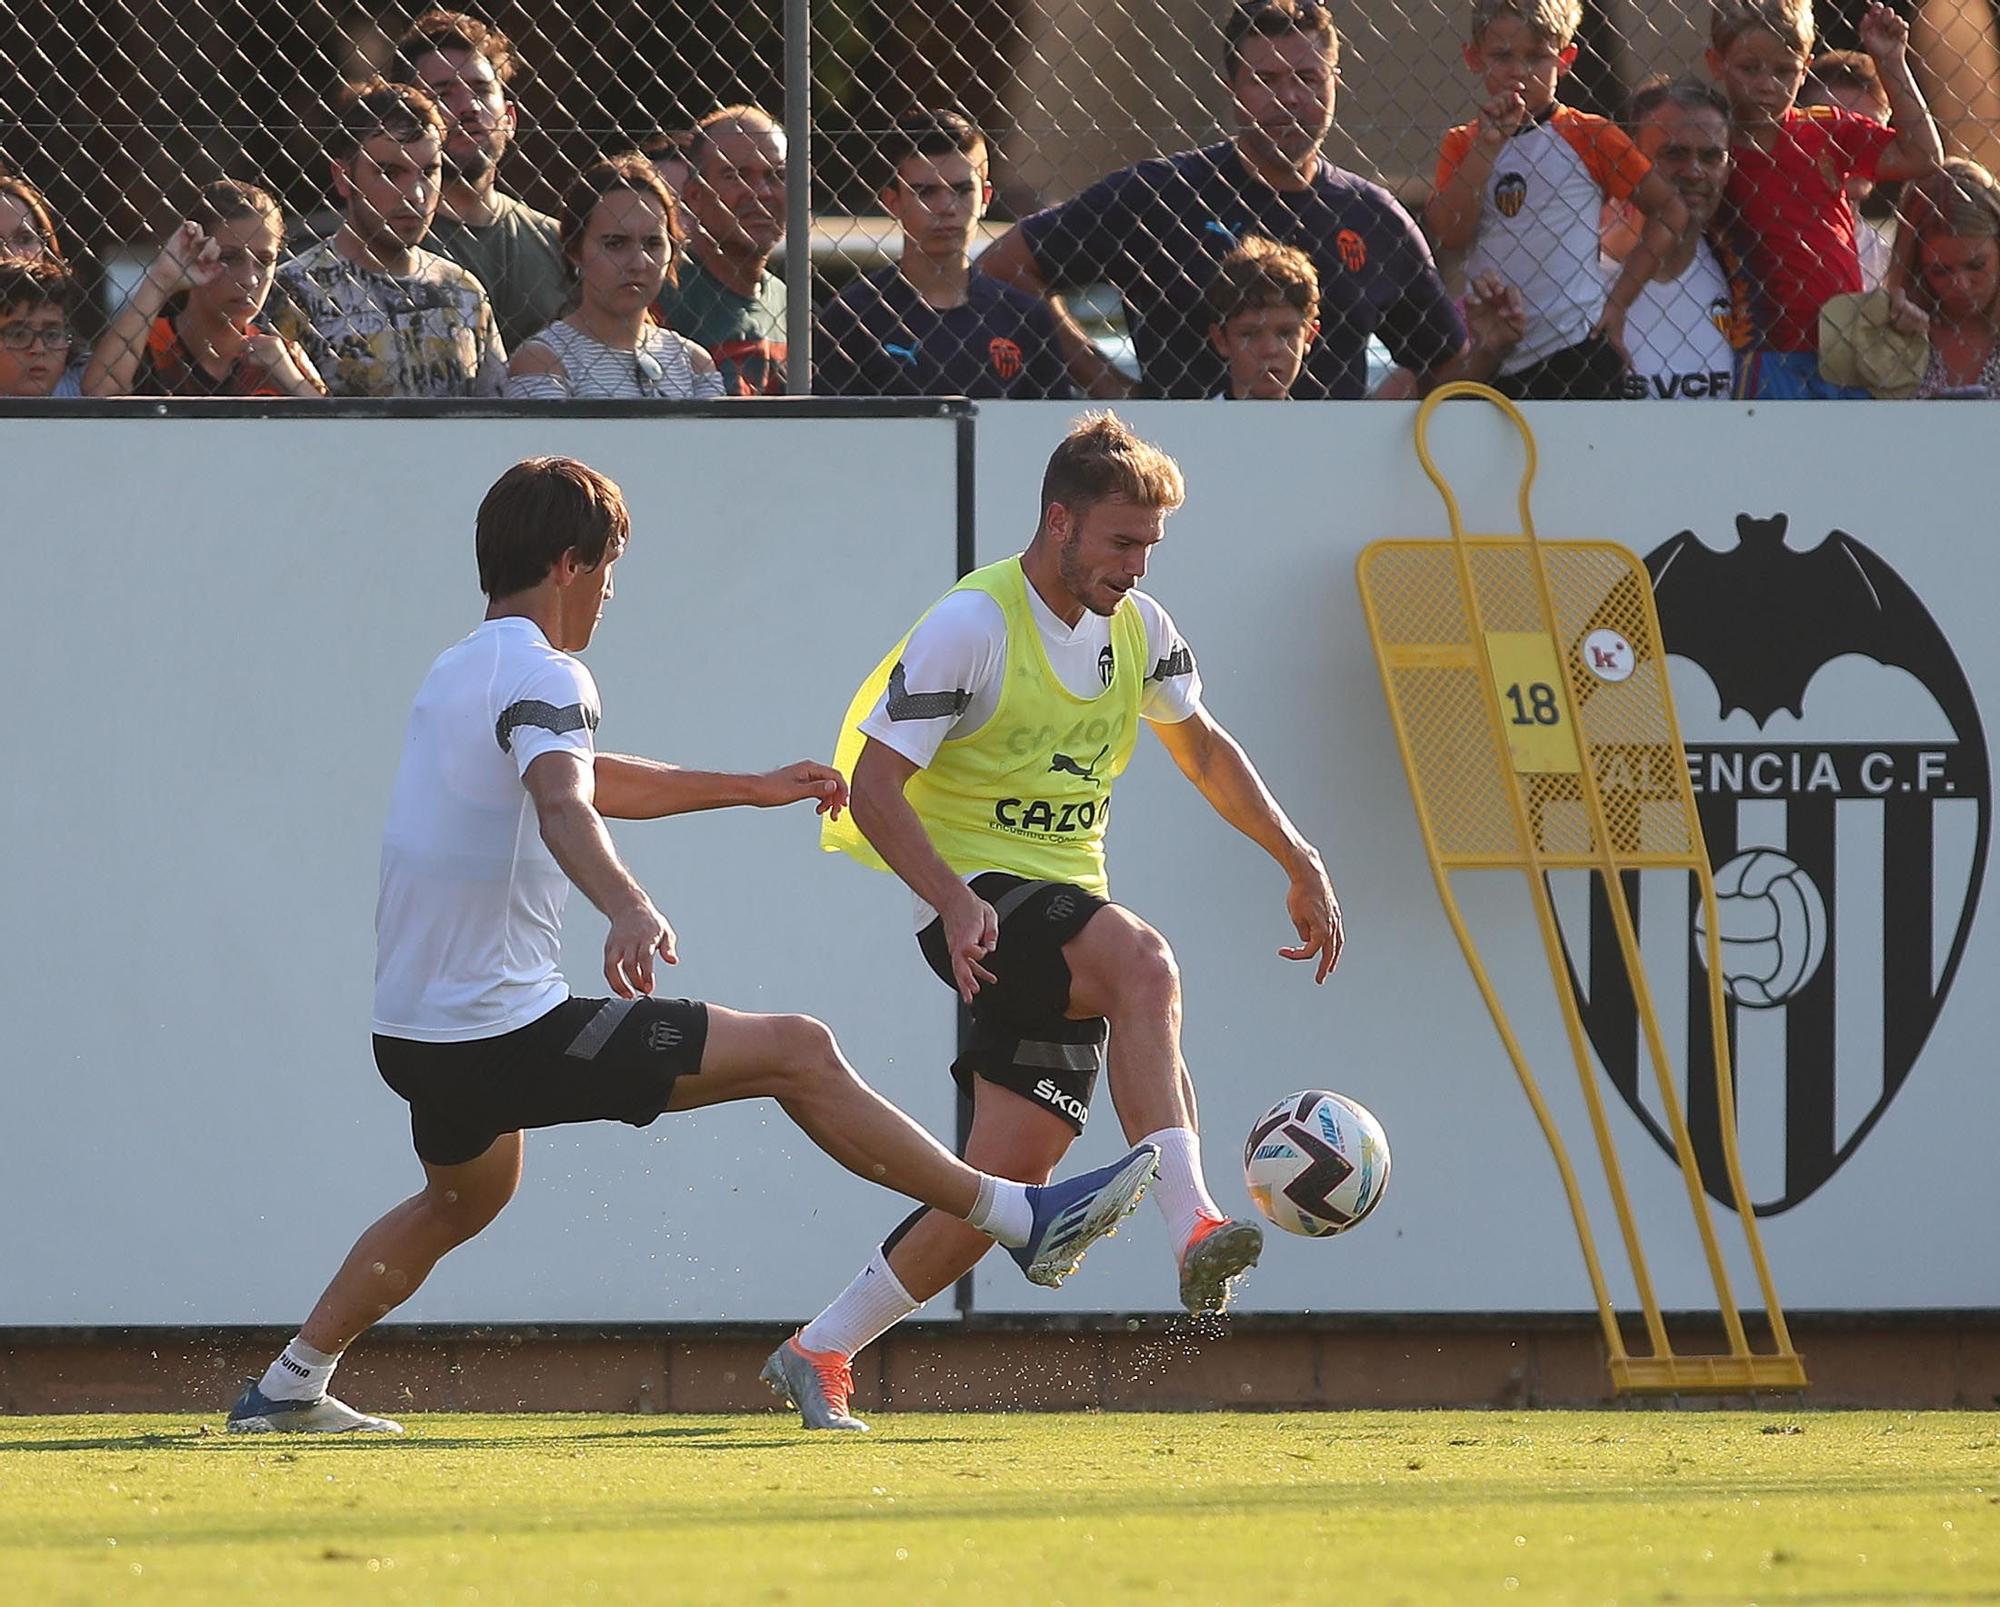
left=1484, top=631, right=1580, bottom=774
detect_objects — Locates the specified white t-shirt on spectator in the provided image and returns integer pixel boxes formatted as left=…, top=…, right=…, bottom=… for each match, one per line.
left=373, top=616, right=601, bottom=1041
left=858, top=580, right=1202, bottom=926
left=1609, top=245, right=1735, bottom=400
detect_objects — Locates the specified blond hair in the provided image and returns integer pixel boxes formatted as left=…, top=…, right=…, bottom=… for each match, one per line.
left=1905, top=159, right=2000, bottom=326
left=1038, top=412, right=1186, bottom=529
left=1710, top=0, right=1814, bottom=57
left=1469, top=0, right=1582, bottom=50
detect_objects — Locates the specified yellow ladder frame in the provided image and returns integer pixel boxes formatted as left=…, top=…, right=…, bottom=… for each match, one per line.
left=1355, top=384, right=1807, bottom=1396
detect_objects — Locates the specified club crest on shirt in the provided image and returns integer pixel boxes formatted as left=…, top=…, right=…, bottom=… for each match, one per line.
left=1336, top=228, right=1368, bottom=272
left=1494, top=172, right=1528, bottom=218
left=988, top=337, right=1023, bottom=380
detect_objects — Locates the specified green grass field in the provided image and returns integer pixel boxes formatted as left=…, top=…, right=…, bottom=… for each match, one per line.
left=2, top=1411, right=1993, bottom=1605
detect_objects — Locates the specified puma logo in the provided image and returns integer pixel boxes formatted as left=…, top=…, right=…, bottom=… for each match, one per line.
left=1048, top=745, right=1109, bottom=781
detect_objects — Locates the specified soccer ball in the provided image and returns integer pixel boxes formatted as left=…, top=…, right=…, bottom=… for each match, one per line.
left=1692, top=848, right=1828, bottom=1008
left=1242, top=1090, right=1391, bottom=1238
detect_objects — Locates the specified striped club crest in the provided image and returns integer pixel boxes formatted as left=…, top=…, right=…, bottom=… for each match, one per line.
left=1556, top=515, right=1990, bottom=1213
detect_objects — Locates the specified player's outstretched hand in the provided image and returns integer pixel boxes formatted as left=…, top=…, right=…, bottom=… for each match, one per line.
left=943, top=886, right=1000, bottom=1003
left=1279, top=860, right=1344, bottom=984
left=605, top=897, right=677, bottom=998
left=754, top=760, right=849, bottom=818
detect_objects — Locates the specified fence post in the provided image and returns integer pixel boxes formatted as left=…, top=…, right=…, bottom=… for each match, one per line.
left=784, top=0, right=813, bottom=395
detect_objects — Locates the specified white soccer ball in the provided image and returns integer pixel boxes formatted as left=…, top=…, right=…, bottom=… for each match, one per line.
left=1692, top=848, right=1828, bottom=1008
left=1242, top=1090, right=1391, bottom=1238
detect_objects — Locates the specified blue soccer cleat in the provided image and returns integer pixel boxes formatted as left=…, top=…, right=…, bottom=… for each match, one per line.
left=1011, top=1143, right=1159, bottom=1287
left=225, top=1379, right=404, bottom=1435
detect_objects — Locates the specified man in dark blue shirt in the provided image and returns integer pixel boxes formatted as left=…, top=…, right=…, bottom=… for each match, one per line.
left=980, top=0, right=1515, bottom=399
left=815, top=110, right=1074, bottom=399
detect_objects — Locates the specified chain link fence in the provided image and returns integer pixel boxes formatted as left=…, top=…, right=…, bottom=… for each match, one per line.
left=1, top=0, right=1998, bottom=400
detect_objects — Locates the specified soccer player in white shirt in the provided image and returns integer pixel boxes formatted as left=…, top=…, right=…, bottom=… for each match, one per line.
left=227, top=457, right=1159, bottom=1433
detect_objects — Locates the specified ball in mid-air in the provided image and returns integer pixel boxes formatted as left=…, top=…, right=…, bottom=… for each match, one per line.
left=1243, top=1090, right=1390, bottom=1238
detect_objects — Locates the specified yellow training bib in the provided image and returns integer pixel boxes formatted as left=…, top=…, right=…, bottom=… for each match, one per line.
left=822, top=557, right=1148, bottom=897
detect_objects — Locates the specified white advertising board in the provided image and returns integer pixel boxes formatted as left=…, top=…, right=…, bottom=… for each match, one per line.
left=2, top=401, right=1992, bottom=1325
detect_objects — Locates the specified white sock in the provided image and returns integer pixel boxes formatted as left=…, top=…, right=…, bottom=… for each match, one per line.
left=257, top=1335, right=339, bottom=1402
left=798, top=1248, right=922, bottom=1358
left=1144, top=1126, right=1222, bottom=1250
left=962, top=1174, right=1032, bottom=1248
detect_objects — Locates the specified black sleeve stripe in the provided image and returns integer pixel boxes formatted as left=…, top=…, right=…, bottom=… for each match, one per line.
left=1147, top=644, right=1194, bottom=684
left=885, top=660, right=971, bottom=722
left=496, top=699, right=600, bottom=753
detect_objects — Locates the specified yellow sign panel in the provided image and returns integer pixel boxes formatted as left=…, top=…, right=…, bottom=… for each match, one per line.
left=1484, top=632, right=1579, bottom=773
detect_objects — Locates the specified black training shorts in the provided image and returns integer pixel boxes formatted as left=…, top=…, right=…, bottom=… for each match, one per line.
left=374, top=995, right=710, bottom=1166
left=917, top=872, right=1109, bottom=1135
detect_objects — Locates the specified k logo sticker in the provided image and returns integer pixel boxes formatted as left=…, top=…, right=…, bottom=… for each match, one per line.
left=1555, top=514, right=1989, bottom=1213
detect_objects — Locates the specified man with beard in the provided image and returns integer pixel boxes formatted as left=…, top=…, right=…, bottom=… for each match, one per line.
left=765, top=414, right=1346, bottom=1433
left=977, top=0, right=1510, bottom=398
left=655, top=106, right=788, bottom=395
left=1604, top=77, right=1745, bottom=400
left=272, top=79, right=504, bottom=397
left=391, top=10, right=566, bottom=354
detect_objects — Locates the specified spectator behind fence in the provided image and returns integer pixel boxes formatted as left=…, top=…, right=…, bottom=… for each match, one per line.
left=1887, top=161, right=2000, bottom=396
left=0, top=255, right=77, bottom=397
left=0, top=175, right=65, bottom=263
left=1427, top=0, right=1687, bottom=399
left=632, top=130, right=694, bottom=203
left=1204, top=234, right=1319, bottom=398
left=814, top=109, right=1072, bottom=399
left=391, top=10, right=567, bottom=353
left=1709, top=0, right=1941, bottom=399
left=981, top=0, right=1504, bottom=399
left=1801, top=50, right=1895, bottom=289
left=1604, top=78, right=1743, bottom=400
left=85, top=181, right=326, bottom=398
left=270, top=79, right=505, bottom=398
left=655, top=106, right=787, bottom=395
left=506, top=155, right=723, bottom=400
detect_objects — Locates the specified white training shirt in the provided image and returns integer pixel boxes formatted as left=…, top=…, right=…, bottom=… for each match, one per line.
left=858, top=581, right=1203, bottom=926
left=373, top=617, right=601, bottom=1041
left=1610, top=244, right=1735, bottom=401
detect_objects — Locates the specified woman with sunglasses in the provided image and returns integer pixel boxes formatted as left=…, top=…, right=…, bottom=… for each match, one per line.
left=507, top=155, right=723, bottom=400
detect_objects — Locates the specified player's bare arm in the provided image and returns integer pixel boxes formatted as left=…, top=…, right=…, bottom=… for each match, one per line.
left=1151, top=706, right=1344, bottom=982
left=850, top=736, right=999, bottom=1001
left=523, top=748, right=677, bottom=997
left=593, top=754, right=847, bottom=820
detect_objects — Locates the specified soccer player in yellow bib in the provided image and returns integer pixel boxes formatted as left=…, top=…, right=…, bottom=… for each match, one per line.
left=761, top=413, right=1345, bottom=1431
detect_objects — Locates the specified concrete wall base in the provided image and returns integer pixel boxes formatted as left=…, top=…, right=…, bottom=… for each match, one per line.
left=4, top=1313, right=1995, bottom=1415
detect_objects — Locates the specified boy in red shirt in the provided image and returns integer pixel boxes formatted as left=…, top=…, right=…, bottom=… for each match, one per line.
left=1708, top=0, right=1940, bottom=398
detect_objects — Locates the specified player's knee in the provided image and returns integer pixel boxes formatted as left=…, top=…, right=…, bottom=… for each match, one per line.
left=772, top=1013, right=847, bottom=1096
left=1118, top=925, right=1180, bottom=1012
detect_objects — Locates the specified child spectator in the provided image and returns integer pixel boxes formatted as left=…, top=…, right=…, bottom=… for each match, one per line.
left=1708, top=0, right=1941, bottom=398
left=270, top=79, right=505, bottom=398
left=85, top=181, right=326, bottom=397
left=1800, top=49, right=1896, bottom=288
left=1427, top=0, right=1688, bottom=398
left=814, top=109, right=1072, bottom=398
left=1886, top=160, right=2000, bottom=396
left=0, top=254, right=77, bottom=397
left=1204, top=235, right=1319, bottom=398
left=506, top=154, right=722, bottom=400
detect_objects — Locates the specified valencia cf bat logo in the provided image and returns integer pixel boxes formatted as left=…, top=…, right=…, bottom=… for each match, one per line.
left=1554, top=513, right=1989, bottom=1213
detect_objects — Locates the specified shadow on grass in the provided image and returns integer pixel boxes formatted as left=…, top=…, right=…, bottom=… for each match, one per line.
left=0, top=1425, right=977, bottom=1454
